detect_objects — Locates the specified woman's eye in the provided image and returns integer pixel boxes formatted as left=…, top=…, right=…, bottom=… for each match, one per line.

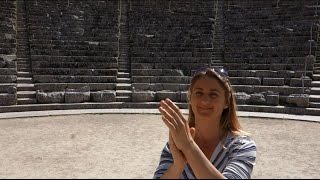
left=195, top=92, right=203, bottom=96
left=210, top=93, right=218, bottom=98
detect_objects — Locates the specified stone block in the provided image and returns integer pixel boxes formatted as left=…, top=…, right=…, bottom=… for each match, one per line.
left=91, top=90, right=116, bottom=102
left=263, top=78, right=284, bottom=86
left=266, top=94, right=279, bottom=106
left=36, top=90, right=65, bottom=103
left=0, top=93, right=17, bottom=106
left=132, top=91, right=156, bottom=102
left=286, top=94, right=309, bottom=107
left=249, top=93, right=266, bottom=105
left=65, top=86, right=90, bottom=103
left=290, top=77, right=312, bottom=87
left=235, top=92, right=251, bottom=105
left=156, top=91, right=180, bottom=102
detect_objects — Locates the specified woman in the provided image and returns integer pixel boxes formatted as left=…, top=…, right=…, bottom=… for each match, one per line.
left=153, top=67, right=256, bottom=179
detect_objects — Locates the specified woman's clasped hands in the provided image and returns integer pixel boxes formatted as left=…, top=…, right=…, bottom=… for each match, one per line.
left=159, top=98, right=196, bottom=168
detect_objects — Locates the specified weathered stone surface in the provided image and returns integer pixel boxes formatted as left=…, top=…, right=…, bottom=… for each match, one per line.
left=286, top=94, right=309, bottom=107
left=0, top=93, right=17, bottom=106
left=180, top=91, right=188, bottom=102
left=65, top=86, right=90, bottom=103
left=235, top=92, right=251, bottom=105
left=6, top=86, right=17, bottom=94
left=156, top=91, right=180, bottom=102
left=36, top=90, right=65, bottom=103
left=132, top=91, right=156, bottom=102
left=249, top=93, right=266, bottom=105
left=263, top=78, right=284, bottom=86
left=91, top=90, right=116, bottom=102
left=266, top=94, right=279, bottom=106
left=290, top=77, right=312, bottom=87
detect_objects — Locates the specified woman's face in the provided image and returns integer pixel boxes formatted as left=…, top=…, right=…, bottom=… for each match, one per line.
left=190, top=75, right=228, bottom=121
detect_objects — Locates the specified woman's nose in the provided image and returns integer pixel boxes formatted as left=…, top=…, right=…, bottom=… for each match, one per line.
left=200, top=95, right=211, bottom=105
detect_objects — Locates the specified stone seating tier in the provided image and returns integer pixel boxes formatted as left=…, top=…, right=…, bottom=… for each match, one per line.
left=130, top=57, right=210, bottom=63
left=0, top=75, right=17, bottom=83
left=29, top=44, right=118, bottom=52
left=131, top=69, right=185, bottom=76
left=32, top=61, right=117, bottom=69
left=32, top=68, right=117, bottom=76
left=30, top=55, right=117, bottom=62
left=33, top=75, right=117, bottom=83
left=28, top=35, right=118, bottom=42
left=227, top=70, right=313, bottom=79
left=0, top=68, right=16, bottom=76
left=34, top=83, right=116, bottom=92
left=229, top=76, right=312, bottom=87
left=132, top=76, right=191, bottom=84
left=30, top=49, right=118, bottom=57
left=224, top=63, right=313, bottom=71
left=131, top=63, right=209, bottom=76
left=132, top=83, right=189, bottom=92
left=28, top=39, right=118, bottom=46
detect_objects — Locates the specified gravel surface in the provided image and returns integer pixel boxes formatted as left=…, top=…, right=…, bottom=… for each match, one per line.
left=0, top=114, right=319, bottom=179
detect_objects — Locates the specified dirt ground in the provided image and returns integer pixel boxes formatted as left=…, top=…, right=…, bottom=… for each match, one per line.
left=0, top=114, right=319, bottom=179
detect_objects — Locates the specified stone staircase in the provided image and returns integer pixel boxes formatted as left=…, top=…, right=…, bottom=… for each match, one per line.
left=16, top=0, right=36, bottom=105
left=116, top=0, right=132, bottom=102
left=211, top=0, right=225, bottom=68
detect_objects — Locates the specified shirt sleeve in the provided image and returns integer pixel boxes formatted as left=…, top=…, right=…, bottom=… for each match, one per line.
left=153, top=142, right=174, bottom=179
left=222, top=136, right=257, bottom=179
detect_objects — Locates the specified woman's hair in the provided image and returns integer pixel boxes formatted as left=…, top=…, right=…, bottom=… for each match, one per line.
left=187, top=68, right=246, bottom=141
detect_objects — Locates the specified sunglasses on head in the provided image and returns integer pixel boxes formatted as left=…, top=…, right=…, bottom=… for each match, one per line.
left=191, top=67, right=229, bottom=78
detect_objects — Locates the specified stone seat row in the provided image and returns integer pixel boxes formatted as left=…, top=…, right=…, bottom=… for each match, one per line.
left=31, top=55, right=118, bottom=62
left=131, top=63, right=209, bottom=72
left=32, top=68, right=117, bottom=76
left=225, top=63, right=313, bottom=71
left=33, top=75, right=117, bottom=83
left=28, top=35, right=118, bottom=42
left=130, top=57, right=211, bottom=63
left=30, top=44, right=118, bottom=51
left=32, top=61, right=117, bottom=69
left=224, top=57, right=314, bottom=64
left=131, top=51, right=211, bottom=58
left=29, top=39, right=116, bottom=46
left=30, top=50, right=118, bottom=57
left=130, top=47, right=212, bottom=53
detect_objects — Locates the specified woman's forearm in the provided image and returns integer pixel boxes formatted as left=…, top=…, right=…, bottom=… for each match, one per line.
left=183, top=141, right=226, bottom=179
left=160, top=163, right=184, bottom=179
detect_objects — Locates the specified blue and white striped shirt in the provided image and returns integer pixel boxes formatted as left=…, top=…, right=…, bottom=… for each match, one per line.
left=153, top=133, right=256, bottom=179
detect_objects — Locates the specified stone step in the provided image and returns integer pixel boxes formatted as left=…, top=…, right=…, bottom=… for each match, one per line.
left=116, top=96, right=132, bottom=102
left=17, top=77, right=32, bottom=83
left=309, top=102, right=320, bottom=108
left=312, top=74, right=320, bottom=81
left=117, top=72, right=130, bottom=78
left=311, top=81, right=320, bottom=87
left=17, top=91, right=36, bottom=98
left=116, top=90, right=132, bottom=96
left=17, top=71, right=32, bottom=77
left=17, top=83, right=34, bottom=91
left=116, top=83, right=132, bottom=90
left=17, top=67, right=30, bottom=71
left=310, top=87, right=320, bottom=95
left=309, top=95, right=320, bottom=101
left=117, top=78, right=131, bottom=83
left=17, top=98, right=37, bottom=105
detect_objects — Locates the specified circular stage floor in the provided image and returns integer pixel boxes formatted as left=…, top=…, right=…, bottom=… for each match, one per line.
left=0, top=114, right=319, bottom=178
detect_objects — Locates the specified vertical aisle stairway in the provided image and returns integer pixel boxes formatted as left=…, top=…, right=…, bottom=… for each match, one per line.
left=116, top=0, right=132, bottom=102
left=16, top=0, right=36, bottom=105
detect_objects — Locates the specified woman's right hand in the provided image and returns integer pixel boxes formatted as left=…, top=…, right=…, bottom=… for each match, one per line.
left=169, top=128, right=196, bottom=170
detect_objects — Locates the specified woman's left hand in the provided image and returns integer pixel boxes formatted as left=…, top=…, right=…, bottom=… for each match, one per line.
left=159, top=98, right=195, bottom=153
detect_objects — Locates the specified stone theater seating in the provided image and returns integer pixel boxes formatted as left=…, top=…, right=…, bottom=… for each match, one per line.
left=0, top=0, right=319, bottom=116
left=0, top=0, right=17, bottom=106
left=129, top=0, right=215, bottom=102
left=222, top=0, right=318, bottom=111
left=25, top=0, right=119, bottom=103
